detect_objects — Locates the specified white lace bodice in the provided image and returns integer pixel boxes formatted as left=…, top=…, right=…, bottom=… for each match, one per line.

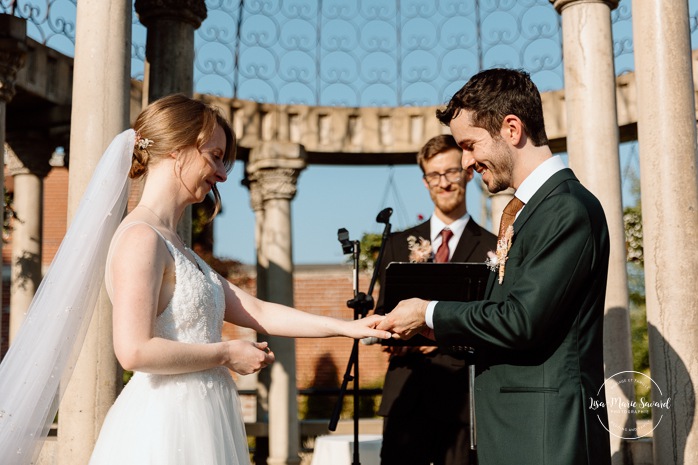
left=154, top=240, right=225, bottom=344
left=91, top=239, right=249, bottom=465
left=131, top=238, right=231, bottom=392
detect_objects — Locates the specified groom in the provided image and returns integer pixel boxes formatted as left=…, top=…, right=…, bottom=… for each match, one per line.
left=377, top=68, right=612, bottom=465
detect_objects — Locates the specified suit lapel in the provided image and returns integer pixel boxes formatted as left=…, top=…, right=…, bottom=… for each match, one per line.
left=484, top=168, right=578, bottom=298
left=511, top=168, right=577, bottom=236
left=451, top=219, right=484, bottom=262
left=390, top=221, right=431, bottom=263
left=413, top=221, right=431, bottom=242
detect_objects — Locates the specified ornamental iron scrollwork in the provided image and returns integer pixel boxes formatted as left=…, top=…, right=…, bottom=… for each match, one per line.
left=4, top=0, right=698, bottom=108
left=192, top=0, right=565, bottom=106
left=1, top=0, right=76, bottom=56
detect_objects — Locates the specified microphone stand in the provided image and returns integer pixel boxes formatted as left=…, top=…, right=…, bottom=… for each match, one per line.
left=329, top=208, right=392, bottom=465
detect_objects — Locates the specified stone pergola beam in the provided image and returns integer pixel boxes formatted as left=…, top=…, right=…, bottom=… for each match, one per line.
left=13, top=38, right=73, bottom=106
left=10, top=40, right=698, bottom=164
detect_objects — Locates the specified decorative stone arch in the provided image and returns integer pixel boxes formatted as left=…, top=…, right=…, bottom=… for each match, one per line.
left=3, top=1, right=698, bottom=463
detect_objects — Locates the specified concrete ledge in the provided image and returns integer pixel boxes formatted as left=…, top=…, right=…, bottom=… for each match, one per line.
left=629, top=437, right=653, bottom=465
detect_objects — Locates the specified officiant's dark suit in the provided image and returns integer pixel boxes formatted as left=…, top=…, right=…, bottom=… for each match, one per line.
left=377, top=69, right=612, bottom=465
left=375, top=135, right=496, bottom=465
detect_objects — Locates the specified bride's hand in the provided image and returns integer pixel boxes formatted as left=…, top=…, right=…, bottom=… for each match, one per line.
left=343, top=314, right=392, bottom=340
left=223, top=340, right=275, bottom=375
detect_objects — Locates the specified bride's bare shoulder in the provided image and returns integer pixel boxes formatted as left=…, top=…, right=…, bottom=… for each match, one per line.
left=110, top=218, right=168, bottom=259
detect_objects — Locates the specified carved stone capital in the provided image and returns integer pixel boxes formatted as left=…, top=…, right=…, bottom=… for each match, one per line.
left=243, top=176, right=265, bottom=212
left=246, top=142, right=307, bottom=202
left=550, top=0, right=619, bottom=13
left=5, top=136, right=53, bottom=178
left=0, top=14, right=28, bottom=103
left=135, top=0, right=207, bottom=28
left=247, top=167, right=303, bottom=203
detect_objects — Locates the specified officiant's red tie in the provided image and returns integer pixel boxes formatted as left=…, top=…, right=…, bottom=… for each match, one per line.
left=498, top=196, right=525, bottom=240
left=435, top=228, right=454, bottom=263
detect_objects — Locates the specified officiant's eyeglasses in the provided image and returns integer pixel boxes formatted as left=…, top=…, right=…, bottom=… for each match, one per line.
left=423, top=168, right=463, bottom=186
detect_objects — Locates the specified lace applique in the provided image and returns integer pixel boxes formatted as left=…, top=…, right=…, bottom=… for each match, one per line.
left=135, top=241, right=233, bottom=398
left=153, top=242, right=225, bottom=345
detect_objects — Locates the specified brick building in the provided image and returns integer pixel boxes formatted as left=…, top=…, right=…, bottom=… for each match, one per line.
left=1, top=163, right=390, bottom=412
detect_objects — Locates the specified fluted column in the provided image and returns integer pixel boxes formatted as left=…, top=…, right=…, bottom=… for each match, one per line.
left=5, top=136, right=51, bottom=344
left=633, top=1, right=698, bottom=464
left=134, top=0, right=207, bottom=246
left=551, top=1, right=634, bottom=463
left=57, top=2, right=131, bottom=464
left=243, top=175, right=271, bottom=464
left=0, top=14, right=27, bottom=356
left=247, top=142, right=307, bottom=465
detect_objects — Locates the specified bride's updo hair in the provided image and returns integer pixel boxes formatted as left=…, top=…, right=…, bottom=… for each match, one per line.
left=131, top=94, right=236, bottom=219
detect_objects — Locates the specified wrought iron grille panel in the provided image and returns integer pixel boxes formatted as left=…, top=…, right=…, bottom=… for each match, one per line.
left=1, top=0, right=76, bottom=56
left=3, top=0, right=698, bottom=107
left=193, top=0, right=565, bottom=106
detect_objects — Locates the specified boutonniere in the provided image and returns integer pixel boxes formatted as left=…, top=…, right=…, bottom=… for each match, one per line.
left=407, top=235, right=433, bottom=263
left=486, top=225, right=514, bottom=284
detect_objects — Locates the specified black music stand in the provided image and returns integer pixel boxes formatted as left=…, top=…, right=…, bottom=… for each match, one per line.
left=381, top=262, right=489, bottom=347
left=380, top=261, right=489, bottom=461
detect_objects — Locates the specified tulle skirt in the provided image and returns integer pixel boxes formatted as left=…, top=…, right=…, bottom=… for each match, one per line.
left=89, top=367, right=249, bottom=465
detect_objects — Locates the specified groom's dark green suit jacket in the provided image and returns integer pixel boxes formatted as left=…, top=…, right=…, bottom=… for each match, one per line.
left=433, top=169, right=612, bottom=465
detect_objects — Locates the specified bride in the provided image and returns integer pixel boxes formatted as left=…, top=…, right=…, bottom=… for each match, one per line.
left=0, top=94, right=390, bottom=465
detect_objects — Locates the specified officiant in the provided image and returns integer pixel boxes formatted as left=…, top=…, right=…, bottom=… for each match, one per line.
left=374, top=134, right=496, bottom=465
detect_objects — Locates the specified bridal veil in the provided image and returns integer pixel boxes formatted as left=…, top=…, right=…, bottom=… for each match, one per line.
left=0, top=129, right=134, bottom=465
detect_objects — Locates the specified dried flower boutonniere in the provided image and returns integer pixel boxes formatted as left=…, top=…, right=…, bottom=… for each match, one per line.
left=485, top=225, right=514, bottom=284
left=407, top=235, right=433, bottom=263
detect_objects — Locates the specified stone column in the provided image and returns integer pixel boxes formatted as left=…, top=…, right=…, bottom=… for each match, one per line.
left=247, top=142, right=307, bottom=465
left=551, top=1, right=634, bottom=463
left=243, top=174, right=271, bottom=464
left=57, top=2, right=131, bottom=464
left=5, top=137, right=51, bottom=343
left=632, top=1, right=698, bottom=464
left=134, top=0, right=207, bottom=246
left=0, top=14, right=27, bottom=354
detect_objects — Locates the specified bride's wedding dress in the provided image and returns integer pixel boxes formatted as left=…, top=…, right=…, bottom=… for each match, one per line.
left=89, top=229, right=249, bottom=465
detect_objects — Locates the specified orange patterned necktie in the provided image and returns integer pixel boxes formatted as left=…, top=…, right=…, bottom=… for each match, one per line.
left=434, top=228, right=454, bottom=263
left=498, top=196, right=525, bottom=240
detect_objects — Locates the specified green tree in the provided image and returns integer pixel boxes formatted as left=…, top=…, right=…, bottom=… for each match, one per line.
left=352, top=232, right=382, bottom=272
left=624, top=202, right=650, bottom=417
left=3, top=188, right=17, bottom=243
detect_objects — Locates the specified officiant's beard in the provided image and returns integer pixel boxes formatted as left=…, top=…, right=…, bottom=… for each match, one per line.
left=430, top=182, right=466, bottom=216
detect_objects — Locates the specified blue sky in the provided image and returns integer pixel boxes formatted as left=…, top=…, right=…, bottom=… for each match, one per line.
left=205, top=0, right=641, bottom=265
left=8, top=0, right=687, bottom=264
left=214, top=162, right=484, bottom=264
left=213, top=146, right=640, bottom=265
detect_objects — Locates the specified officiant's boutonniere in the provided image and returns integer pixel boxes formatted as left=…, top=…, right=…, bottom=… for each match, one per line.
left=407, top=235, right=433, bottom=263
left=486, top=225, right=514, bottom=284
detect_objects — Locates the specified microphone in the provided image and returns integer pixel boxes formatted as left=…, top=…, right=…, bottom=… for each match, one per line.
left=376, top=207, right=393, bottom=224
left=337, top=228, right=353, bottom=254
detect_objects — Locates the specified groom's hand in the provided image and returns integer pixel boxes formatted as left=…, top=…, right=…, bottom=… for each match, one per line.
left=376, top=298, right=429, bottom=340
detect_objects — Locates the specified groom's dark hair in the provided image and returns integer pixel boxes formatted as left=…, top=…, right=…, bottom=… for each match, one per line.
left=436, top=68, right=549, bottom=147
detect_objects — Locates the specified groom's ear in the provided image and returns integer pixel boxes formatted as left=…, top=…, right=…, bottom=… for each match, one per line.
left=500, top=115, right=524, bottom=146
